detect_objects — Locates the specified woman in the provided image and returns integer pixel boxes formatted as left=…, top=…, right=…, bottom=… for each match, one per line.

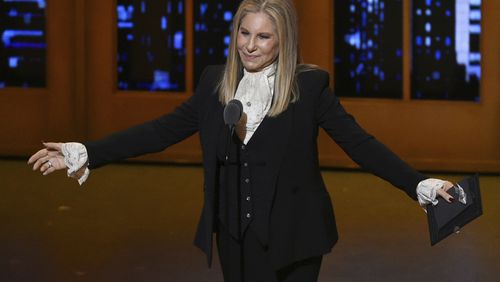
left=29, top=0, right=453, bottom=281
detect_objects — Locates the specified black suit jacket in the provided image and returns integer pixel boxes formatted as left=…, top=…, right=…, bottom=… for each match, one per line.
left=85, top=65, right=426, bottom=269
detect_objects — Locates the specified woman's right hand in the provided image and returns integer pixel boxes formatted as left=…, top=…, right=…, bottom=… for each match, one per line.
left=28, top=142, right=67, bottom=176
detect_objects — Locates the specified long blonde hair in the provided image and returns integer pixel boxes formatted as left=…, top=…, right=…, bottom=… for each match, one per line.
left=218, top=0, right=311, bottom=117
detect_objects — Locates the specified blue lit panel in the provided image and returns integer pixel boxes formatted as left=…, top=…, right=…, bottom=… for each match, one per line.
left=334, top=0, right=403, bottom=98
left=0, top=0, right=46, bottom=88
left=193, top=1, right=241, bottom=87
left=412, top=0, right=481, bottom=101
left=117, top=0, right=185, bottom=91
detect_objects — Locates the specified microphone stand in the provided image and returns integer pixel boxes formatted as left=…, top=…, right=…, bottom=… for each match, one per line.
left=224, top=124, right=235, bottom=165
left=223, top=123, right=242, bottom=241
left=222, top=100, right=243, bottom=240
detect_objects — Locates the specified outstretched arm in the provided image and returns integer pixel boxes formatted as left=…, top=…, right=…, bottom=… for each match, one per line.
left=315, top=74, right=453, bottom=202
left=83, top=66, right=213, bottom=169
left=27, top=66, right=217, bottom=182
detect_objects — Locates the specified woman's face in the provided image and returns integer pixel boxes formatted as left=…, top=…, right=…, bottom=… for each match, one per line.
left=237, top=12, right=279, bottom=72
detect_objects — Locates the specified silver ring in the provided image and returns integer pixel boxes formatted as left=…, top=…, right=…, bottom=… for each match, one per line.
left=46, top=160, right=53, bottom=169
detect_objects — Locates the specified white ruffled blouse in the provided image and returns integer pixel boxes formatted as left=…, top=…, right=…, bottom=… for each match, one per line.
left=234, top=63, right=276, bottom=144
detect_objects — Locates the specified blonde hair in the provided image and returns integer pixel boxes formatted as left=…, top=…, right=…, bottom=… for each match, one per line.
left=218, top=0, right=312, bottom=117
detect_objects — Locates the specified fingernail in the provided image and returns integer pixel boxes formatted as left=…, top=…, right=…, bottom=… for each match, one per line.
left=449, top=198, right=454, bottom=203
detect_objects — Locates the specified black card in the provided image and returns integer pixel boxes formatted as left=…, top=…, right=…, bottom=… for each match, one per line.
left=426, top=174, right=482, bottom=246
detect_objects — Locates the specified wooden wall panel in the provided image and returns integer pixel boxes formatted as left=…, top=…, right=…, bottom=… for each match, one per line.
left=0, top=0, right=79, bottom=155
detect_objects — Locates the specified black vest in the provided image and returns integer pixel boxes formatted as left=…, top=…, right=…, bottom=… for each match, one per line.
left=216, top=126, right=270, bottom=243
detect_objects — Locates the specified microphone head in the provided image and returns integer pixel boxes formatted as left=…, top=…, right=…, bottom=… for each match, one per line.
left=223, top=99, right=243, bottom=126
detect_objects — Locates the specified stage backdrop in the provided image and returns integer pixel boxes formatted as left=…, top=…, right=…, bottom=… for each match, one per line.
left=0, top=0, right=499, bottom=172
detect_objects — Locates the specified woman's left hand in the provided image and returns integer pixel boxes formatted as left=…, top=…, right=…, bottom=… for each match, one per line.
left=417, top=178, right=457, bottom=207
left=436, top=181, right=455, bottom=203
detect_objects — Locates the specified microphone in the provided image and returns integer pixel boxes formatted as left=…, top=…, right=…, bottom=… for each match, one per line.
left=222, top=99, right=243, bottom=164
left=223, top=99, right=243, bottom=130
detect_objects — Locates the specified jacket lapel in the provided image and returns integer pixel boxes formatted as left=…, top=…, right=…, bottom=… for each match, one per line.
left=247, top=104, right=294, bottom=168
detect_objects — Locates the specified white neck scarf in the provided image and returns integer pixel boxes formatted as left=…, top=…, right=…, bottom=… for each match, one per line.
left=234, top=63, right=276, bottom=144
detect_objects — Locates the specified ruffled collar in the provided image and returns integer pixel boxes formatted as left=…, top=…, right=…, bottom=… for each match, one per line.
left=243, top=62, right=277, bottom=78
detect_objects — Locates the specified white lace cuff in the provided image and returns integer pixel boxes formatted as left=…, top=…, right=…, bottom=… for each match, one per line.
left=416, top=178, right=446, bottom=207
left=76, top=168, right=90, bottom=185
left=61, top=142, right=90, bottom=185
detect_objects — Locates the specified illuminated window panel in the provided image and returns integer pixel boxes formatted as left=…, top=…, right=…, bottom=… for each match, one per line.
left=193, top=1, right=241, bottom=87
left=334, top=0, right=403, bottom=99
left=412, top=0, right=481, bottom=101
left=117, top=0, right=185, bottom=92
left=0, top=0, right=47, bottom=88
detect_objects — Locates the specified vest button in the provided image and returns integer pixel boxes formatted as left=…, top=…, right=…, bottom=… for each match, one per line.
left=246, top=196, right=251, bottom=201
left=241, top=145, right=245, bottom=150
left=245, top=178, right=250, bottom=183
left=243, top=162, right=248, bottom=167
left=246, top=213, right=251, bottom=218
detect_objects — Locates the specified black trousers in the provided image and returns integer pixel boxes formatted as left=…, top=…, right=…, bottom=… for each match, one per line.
left=216, top=223, right=322, bottom=282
